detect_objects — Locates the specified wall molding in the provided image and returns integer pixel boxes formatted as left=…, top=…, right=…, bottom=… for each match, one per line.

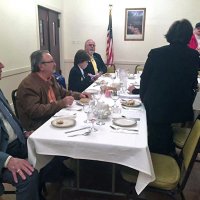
left=2, top=66, right=31, bottom=78
left=64, top=59, right=145, bottom=65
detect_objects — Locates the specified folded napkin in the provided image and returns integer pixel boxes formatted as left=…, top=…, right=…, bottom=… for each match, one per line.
left=66, top=105, right=82, bottom=111
left=54, top=110, right=76, bottom=118
left=118, top=92, right=140, bottom=99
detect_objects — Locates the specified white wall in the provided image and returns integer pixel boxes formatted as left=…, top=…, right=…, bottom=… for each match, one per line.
left=63, top=0, right=200, bottom=64
left=1, top=0, right=200, bottom=102
left=0, top=0, right=63, bottom=102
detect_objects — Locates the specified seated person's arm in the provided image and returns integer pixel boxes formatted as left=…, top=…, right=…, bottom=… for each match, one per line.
left=128, top=85, right=140, bottom=94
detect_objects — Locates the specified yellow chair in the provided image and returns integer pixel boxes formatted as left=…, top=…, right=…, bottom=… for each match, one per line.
left=106, top=64, right=116, bottom=73
left=134, top=65, right=144, bottom=74
left=120, top=119, right=200, bottom=200
left=172, top=126, right=191, bottom=149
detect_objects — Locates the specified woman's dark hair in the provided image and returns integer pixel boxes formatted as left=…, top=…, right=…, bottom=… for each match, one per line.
left=165, top=19, right=193, bottom=45
left=30, top=50, right=49, bottom=72
left=74, top=49, right=90, bottom=66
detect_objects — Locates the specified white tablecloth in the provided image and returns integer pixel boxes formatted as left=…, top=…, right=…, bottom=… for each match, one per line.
left=27, top=75, right=155, bottom=195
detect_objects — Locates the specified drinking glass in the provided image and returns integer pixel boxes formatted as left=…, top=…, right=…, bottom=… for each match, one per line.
left=111, top=90, right=119, bottom=107
left=88, top=108, right=97, bottom=132
left=111, top=106, right=121, bottom=119
left=96, top=105, right=105, bottom=125
left=83, top=104, right=90, bottom=123
left=93, top=91, right=102, bottom=104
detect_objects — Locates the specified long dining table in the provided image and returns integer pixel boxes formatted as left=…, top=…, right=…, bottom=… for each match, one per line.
left=27, top=73, right=155, bottom=195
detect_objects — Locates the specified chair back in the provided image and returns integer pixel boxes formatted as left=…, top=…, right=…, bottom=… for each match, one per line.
left=134, top=65, right=144, bottom=74
left=11, top=89, right=19, bottom=118
left=179, top=119, right=200, bottom=190
left=106, top=64, right=116, bottom=73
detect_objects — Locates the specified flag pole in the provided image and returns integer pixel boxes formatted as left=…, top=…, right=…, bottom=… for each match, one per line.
left=106, top=4, right=114, bottom=65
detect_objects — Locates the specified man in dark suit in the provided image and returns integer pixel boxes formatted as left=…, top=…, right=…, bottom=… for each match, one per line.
left=0, top=62, right=40, bottom=200
left=140, top=19, right=200, bottom=155
left=84, top=39, right=107, bottom=80
left=68, top=50, right=92, bottom=92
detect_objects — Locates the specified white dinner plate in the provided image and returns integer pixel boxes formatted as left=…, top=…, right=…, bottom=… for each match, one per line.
left=102, top=73, right=112, bottom=77
left=85, top=89, right=99, bottom=94
left=113, top=118, right=137, bottom=127
left=121, top=99, right=141, bottom=107
left=76, top=98, right=90, bottom=106
left=51, top=118, right=76, bottom=128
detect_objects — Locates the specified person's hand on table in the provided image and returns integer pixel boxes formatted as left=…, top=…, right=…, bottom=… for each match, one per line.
left=24, top=130, right=33, bottom=138
left=128, top=85, right=136, bottom=93
left=80, top=92, right=91, bottom=99
left=63, top=96, right=74, bottom=107
left=7, top=157, right=34, bottom=183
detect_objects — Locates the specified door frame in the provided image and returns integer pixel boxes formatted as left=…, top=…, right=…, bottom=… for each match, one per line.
left=36, top=4, right=64, bottom=71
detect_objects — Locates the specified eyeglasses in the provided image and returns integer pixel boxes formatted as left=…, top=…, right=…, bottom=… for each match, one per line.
left=88, top=44, right=96, bottom=47
left=41, top=60, right=55, bottom=64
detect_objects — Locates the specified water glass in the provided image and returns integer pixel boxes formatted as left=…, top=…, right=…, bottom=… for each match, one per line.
left=87, top=108, right=97, bottom=132
left=111, top=90, right=119, bottom=107
left=83, top=104, right=90, bottom=123
left=111, top=106, right=121, bottom=119
left=96, top=105, right=105, bottom=126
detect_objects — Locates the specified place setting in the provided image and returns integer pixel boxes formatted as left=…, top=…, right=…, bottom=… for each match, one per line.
left=110, top=117, right=139, bottom=134
left=120, top=99, right=142, bottom=110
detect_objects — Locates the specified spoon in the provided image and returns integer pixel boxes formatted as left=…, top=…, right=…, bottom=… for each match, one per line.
left=67, top=130, right=91, bottom=137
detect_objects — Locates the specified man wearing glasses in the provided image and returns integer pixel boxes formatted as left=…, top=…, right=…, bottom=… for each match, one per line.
left=16, top=50, right=90, bottom=131
left=84, top=39, right=107, bottom=80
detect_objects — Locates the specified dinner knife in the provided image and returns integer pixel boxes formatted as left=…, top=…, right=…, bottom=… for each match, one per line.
left=110, top=125, right=138, bottom=131
left=65, top=127, right=90, bottom=134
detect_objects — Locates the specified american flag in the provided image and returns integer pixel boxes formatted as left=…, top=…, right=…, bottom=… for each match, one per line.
left=106, top=6, right=113, bottom=65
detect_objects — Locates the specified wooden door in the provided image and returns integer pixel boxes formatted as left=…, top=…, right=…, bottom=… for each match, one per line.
left=38, top=6, right=60, bottom=70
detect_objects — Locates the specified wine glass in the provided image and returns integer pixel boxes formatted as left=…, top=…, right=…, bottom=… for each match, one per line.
left=93, top=91, right=102, bottom=104
left=111, top=90, right=119, bottom=107
left=83, top=104, right=90, bottom=123
left=87, top=108, right=97, bottom=132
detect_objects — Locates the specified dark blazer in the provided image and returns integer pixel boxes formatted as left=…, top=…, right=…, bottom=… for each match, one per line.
left=68, top=65, right=92, bottom=92
left=84, top=52, right=107, bottom=75
left=0, top=90, right=25, bottom=195
left=140, top=44, right=199, bottom=123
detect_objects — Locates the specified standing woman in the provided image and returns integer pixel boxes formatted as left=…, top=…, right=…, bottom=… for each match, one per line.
left=140, top=19, right=200, bottom=155
left=68, top=49, right=92, bottom=92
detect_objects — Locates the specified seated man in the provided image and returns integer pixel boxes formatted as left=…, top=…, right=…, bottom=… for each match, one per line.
left=0, top=62, right=40, bottom=200
left=68, top=49, right=93, bottom=92
left=84, top=39, right=107, bottom=80
left=16, top=50, right=90, bottom=131
left=53, top=69, right=67, bottom=89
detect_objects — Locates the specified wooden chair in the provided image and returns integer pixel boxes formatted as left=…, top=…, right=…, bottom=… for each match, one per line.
left=120, top=119, right=200, bottom=200
left=106, top=64, right=116, bottom=73
left=2, top=183, right=16, bottom=195
left=11, top=89, right=19, bottom=118
left=134, top=65, right=144, bottom=74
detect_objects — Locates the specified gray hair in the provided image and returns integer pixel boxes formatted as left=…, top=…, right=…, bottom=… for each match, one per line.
left=30, top=50, right=49, bottom=72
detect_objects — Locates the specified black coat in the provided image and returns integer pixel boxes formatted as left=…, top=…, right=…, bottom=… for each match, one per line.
left=140, top=44, right=199, bottom=123
left=68, top=65, right=92, bottom=92
left=84, top=52, right=107, bottom=75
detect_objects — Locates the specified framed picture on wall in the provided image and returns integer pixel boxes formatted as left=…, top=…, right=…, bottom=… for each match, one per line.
left=124, top=8, right=146, bottom=41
